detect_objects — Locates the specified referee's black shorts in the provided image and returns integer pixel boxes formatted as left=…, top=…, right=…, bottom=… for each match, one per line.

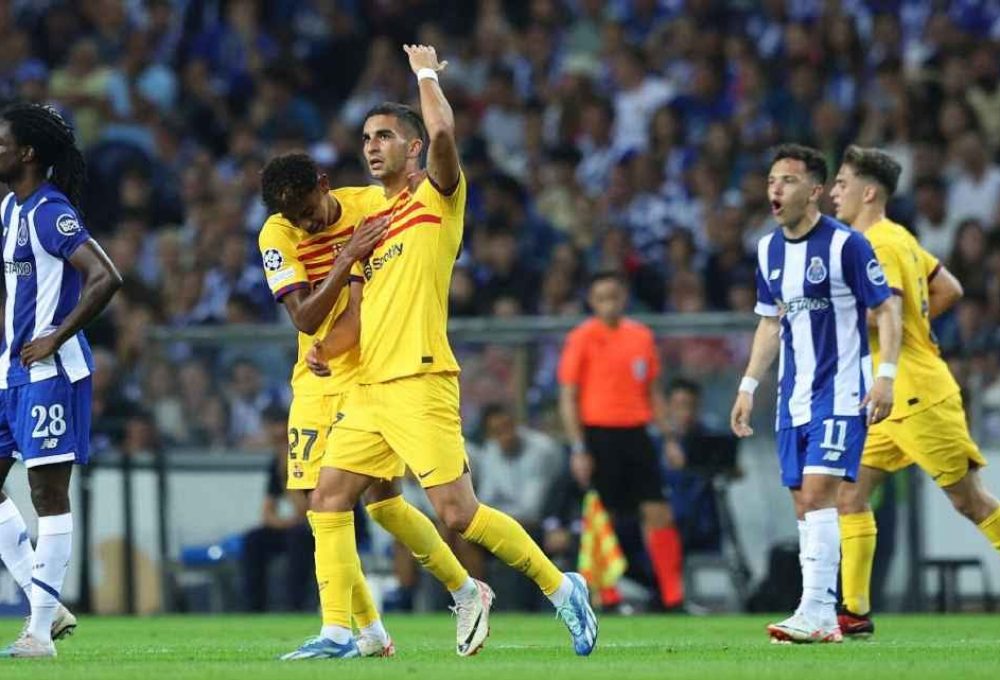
left=583, top=425, right=665, bottom=515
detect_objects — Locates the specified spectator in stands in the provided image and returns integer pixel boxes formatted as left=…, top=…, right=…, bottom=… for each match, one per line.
left=913, top=177, right=958, bottom=261
left=610, top=46, right=673, bottom=152
left=240, top=407, right=312, bottom=612
left=468, top=403, right=564, bottom=610
left=225, top=358, right=280, bottom=449
left=192, top=232, right=271, bottom=324
left=947, top=131, right=1000, bottom=227
left=476, top=225, right=541, bottom=314
left=662, top=378, right=735, bottom=551
left=476, top=403, right=564, bottom=532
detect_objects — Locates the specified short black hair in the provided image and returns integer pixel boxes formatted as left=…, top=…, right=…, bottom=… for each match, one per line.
left=667, top=377, right=702, bottom=399
left=363, top=102, right=428, bottom=147
left=481, top=402, right=513, bottom=424
left=260, top=152, right=319, bottom=217
left=771, top=143, right=828, bottom=185
left=914, top=176, right=945, bottom=194
left=584, top=96, right=615, bottom=122
left=261, top=405, right=288, bottom=425
left=841, top=145, right=902, bottom=197
left=588, top=270, right=628, bottom=288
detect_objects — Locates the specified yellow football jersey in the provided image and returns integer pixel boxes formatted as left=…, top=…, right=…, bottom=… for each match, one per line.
left=352, top=174, right=466, bottom=384
left=865, top=218, right=960, bottom=420
left=258, top=186, right=383, bottom=396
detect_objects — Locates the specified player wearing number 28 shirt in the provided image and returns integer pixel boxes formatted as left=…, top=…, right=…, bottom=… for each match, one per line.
left=0, top=103, right=122, bottom=659
left=730, top=144, right=901, bottom=644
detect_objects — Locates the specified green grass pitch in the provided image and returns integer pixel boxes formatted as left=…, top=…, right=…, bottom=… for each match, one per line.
left=1, top=613, right=998, bottom=679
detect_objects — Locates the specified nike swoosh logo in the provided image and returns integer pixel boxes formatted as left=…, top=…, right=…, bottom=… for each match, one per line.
left=417, top=468, right=436, bottom=480
left=458, top=610, right=483, bottom=654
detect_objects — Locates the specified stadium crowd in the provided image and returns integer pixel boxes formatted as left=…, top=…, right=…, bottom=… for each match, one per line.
left=1, top=0, right=999, bottom=452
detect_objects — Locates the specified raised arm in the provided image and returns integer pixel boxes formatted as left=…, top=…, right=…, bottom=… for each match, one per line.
left=404, top=44, right=460, bottom=192
left=21, top=240, right=122, bottom=366
left=730, top=315, right=781, bottom=437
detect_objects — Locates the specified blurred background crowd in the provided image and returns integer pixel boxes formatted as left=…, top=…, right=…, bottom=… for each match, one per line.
left=1, top=0, right=999, bottom=454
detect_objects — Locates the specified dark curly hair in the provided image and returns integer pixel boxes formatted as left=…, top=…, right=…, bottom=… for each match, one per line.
left=1, top=103, right=87, bottom=208
left=260, top=152, right=320, bottom=217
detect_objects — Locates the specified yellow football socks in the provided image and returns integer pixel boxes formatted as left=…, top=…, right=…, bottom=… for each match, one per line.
left=461, top=504, right=563, bottom=595
left=840, top=511, right=877, bottom=615
left=977, top=506, right=1000, bottom=551
left=366, top=495, right=469, bottom=591
left=351, top=555, right=379, bottom=629
left=308, top=510, right=357, bottom=628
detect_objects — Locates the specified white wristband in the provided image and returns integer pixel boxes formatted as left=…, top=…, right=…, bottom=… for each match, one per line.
left=877, top=362, right=897, bottom=379
left=416, top=68, right=439, bottom=82
left=739, top=376, right=759, bottom=396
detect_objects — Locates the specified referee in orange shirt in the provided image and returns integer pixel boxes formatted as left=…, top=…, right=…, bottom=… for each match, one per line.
left=558, top=271, right=684, bottom=610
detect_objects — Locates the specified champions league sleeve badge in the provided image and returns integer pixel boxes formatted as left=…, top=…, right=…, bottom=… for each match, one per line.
left=262, top=248, right=284, bottom=271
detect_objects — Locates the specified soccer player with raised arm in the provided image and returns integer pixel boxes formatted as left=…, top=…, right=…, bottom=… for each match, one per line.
left=293, top=44, right=597, bottom=660
left=258, top=154, right=484, bottom=660
left=0, top=104, right=122, bottom=658
left=730, top=144, right=901, bottom=644
left=830, top=146, right=1000, bottom=638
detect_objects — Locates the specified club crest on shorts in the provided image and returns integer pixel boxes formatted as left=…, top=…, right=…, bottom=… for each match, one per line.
left=806, top=256, right=827, bottom=284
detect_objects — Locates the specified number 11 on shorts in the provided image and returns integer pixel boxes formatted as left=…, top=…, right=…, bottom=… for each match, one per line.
left=821, top=418, right=847, bottom=461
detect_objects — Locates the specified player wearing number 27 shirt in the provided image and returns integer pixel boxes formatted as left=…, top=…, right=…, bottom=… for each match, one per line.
left=730, top=144, right=901, bottom=645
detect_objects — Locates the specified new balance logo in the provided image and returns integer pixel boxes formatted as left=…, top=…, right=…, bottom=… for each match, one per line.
left=769, top=269, right=782, bottom=280
left=17, top=531, right=28, bottom=546
left=822, top=450, right=842, bottom=462
left=40, top=438, right=59, bottom=450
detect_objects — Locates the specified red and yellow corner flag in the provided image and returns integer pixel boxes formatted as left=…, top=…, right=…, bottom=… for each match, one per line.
left=578, top=490, right=627, bottom=601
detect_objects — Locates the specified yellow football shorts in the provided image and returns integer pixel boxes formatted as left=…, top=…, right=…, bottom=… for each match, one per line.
left=862, top=393, right=987, bottom=487
left=286, top=392, right=345, bottom=490
left=323, top=373, right=469, bottom=488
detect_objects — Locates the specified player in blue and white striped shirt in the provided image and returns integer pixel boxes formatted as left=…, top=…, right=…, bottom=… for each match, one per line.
left=0, top=104, right=122, bottom=658
left=730, top=145, right=901, bottom=644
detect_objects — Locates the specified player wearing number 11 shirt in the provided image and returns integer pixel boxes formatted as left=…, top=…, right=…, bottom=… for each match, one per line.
left=730, top=144, right=901, bottom=644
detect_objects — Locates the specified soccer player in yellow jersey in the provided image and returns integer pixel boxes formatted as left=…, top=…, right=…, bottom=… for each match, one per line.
left=300, top=44, right=597, bottom=659
left=258, top=154, right=478, bottom=660
left=831, top=146, right=1000, bottom=637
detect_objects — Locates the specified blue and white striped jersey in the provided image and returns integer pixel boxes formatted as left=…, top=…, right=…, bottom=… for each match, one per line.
left=0, top=183, right=94, bottom=389
left=754, top=215, right=891, bottom=430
